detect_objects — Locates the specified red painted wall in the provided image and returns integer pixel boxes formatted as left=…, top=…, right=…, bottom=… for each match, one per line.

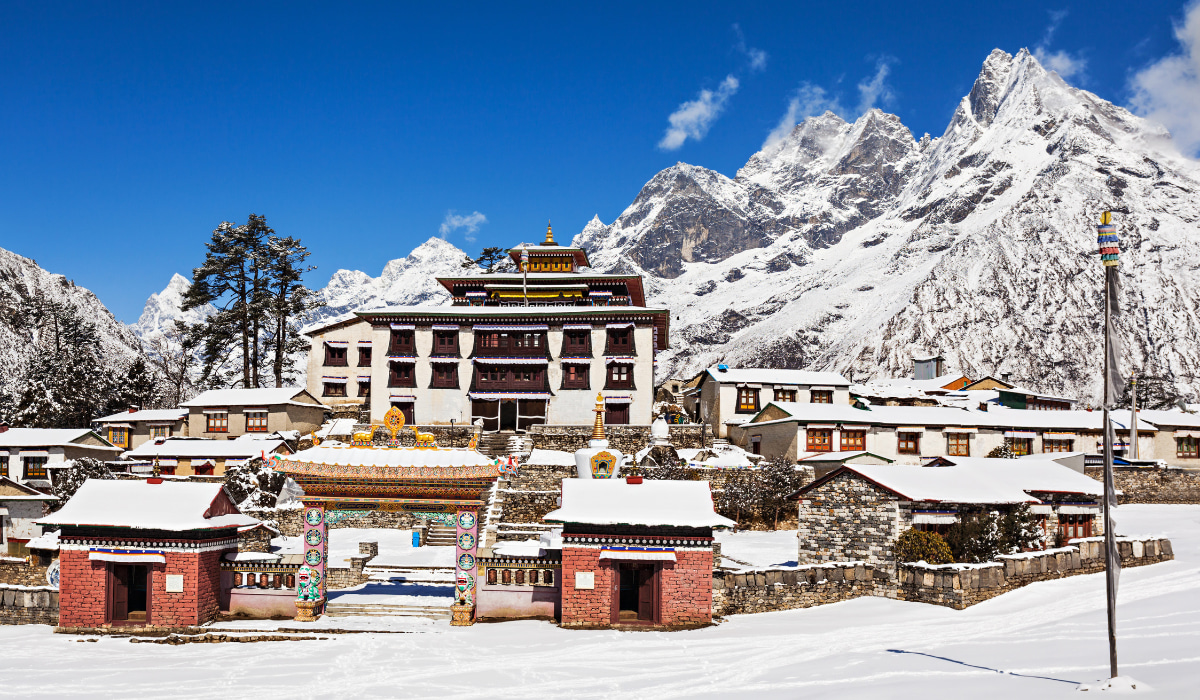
left=560, top=545, right=713, bottom=628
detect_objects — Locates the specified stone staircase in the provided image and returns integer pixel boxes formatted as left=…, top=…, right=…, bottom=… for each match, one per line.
left=425, top=523, right=458, bottom=547
left=478, top=431, right=516, bottom=457
left=323, top=601, right=451, bottom=620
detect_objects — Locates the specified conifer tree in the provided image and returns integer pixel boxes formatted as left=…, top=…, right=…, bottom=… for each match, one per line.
left=262, top=234, right=317, bottom=386
left=12, top=300, right=115, bottom=427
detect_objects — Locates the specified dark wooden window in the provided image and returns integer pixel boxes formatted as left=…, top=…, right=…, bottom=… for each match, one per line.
left=774, top=389, right=796, bottom=403
left=947, top=433, right=970, bottom=456
left=806, top=429, right=832, bottom=452
left=322, top=382, right=347, bottom=398
left=604, top=328, right=634, bottom=355
left=358, top=380, right=371, bottom=398
left=1176, top=436, right=1198, bottom=458
left=388, top=362, right=416, bottom=387
left=561, top=330, right=592, bottom=357
left=841, top=430, right=865, bottom=451
left=431, top=363, right=458, bottom=389
left=1007, top=437, right=1032, bottom=456
left=194, top=463, right=214, bottom=476
left=562, top=363, right=589, bottom=389
left=473, top=331, right=547, bottom=357
left=159, top=465, right=177, bottom=476
left=736, top=388, right=759, bottom=413
left=246, top=411, right=269, bottom=432
left=23, top=457, right=48, bottom=480
left=898, top=433, right=920, bottom=454
left=0, top=456, right=8, bottom=479
left=433, top=331, right=459, bottom=356
left=1044, top=439, right=1073, bottom=453
left=206, top=412, right=229, bottom=433
left=605, top=363, right=633, bottom=389
left=474, top=365, right=545, bottom=391
left=605, top=402, right=630, bottom=425
left=357, top=346, right=372, bottom=367
left=810, top=390, right=833, bottom=404
left=1058, top=513, right=1093, bottom=541
left=324, top=344, right=348, bottom=366
left=388, top=330, right=415, bottom=356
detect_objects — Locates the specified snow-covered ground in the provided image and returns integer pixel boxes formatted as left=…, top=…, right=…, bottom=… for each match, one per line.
left=2, top=505, right=1197, bottom=697
left=716, top=528, right=799, bottom=568
left=273, top=528, right=456, bottom=568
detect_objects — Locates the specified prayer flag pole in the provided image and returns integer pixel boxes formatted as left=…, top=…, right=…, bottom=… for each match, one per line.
left=1097, top=210, right=1121, bottom=679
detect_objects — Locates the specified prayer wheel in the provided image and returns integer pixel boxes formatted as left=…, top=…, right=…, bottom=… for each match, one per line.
left=285, top=573, right=296, bottom=588
left=273, top=574, right=283, bottom=589
left=233, top=572, right=243, bottom=587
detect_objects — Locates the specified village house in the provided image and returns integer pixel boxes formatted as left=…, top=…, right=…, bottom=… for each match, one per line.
left=302, top=225, right=669, bottom=430
left=545, top=478, right=734, bottom=629
left=0, top=476, right=58, bottom=557
left=92, top=407, right=188, bottom=451
left=1133, top=409, right=1200, bottom=467
left=121, top=436, right=291, bottom=477
left=0, top=427, right=123, bottom=488
left=735, top=401, right=1157, bottom=464
left=685, top=366, right=852, bottom=439
left=793, top=458, right=1105, bottom=568
left=179, top=388, right=327, bottom=440
left=40, top=479, right=257, bottom=630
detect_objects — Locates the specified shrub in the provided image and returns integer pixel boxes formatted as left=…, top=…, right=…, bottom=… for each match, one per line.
left=944, top=505, right=1044, bottom=562
left=895, top=528, right=954, bottom=564
left=986, top=444, right=1016, bottom=459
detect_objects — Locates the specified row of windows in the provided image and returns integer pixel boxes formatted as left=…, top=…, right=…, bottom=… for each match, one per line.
left=1178, top=436, right=1199, bottom=458
left=205, top=411, right=269, bottom=433
left=322, top=364, right=635, bottom=397
left=324, top=329, right=637, bottom=366
left=0, top=456, right=48, bottom=480
left=737, top=388, right=831, bottom=412
left=799, top=430, right=1078, bottom=457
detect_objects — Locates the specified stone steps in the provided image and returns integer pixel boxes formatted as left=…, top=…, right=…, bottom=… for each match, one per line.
left=324, top=603, right=451, bottom=620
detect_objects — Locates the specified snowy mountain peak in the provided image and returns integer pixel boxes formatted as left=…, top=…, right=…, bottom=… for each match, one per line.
left=133, top=272, right=213, bottom=347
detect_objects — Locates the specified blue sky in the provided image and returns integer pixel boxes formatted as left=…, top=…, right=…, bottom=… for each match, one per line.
left=2, top=1, right=1197, bottom=322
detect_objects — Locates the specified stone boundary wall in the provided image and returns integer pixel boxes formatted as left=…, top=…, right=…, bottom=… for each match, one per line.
left=896, top=536, right=1174, bottom=609
left=245, top=507, right=418, bottom=537
left=528, top=424, right=710, bottom=453
left=712, top=563, right=879, bottom=617
left=327, top=542, right=379, bottom=590
left=0, top=558, right=52, bottom=588
left=0, top=584, right=59, bottom=625
left=1083, top=466, right=1200, bottom=504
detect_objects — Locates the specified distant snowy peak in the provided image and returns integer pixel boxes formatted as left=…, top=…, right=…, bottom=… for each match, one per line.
left=132, top=273, right=214, bottom=345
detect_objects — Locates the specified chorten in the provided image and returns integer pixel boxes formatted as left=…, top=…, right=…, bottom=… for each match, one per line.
left=574, top=393, right=622, bottom=479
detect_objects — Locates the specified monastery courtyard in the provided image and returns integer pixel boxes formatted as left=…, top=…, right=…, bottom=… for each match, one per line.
left=2, top=504, right=1197, bottom=698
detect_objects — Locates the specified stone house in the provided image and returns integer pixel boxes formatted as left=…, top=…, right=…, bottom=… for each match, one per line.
left=1134, top=409, right=1200, bottom=468
left=545, top=477, right=734, bottom=629
left=0, top=476, right=58, bottom=557
left=687, top=367, right=851, bottom=439
left=92, top=407, right=188, bottom=451
left=40, top=479, right=257, bottom=630
left=180, top=388, right=327, bottom=440
left=302, top=227, right=669, bottom=431
left=121, top=436, right=291, bottom=477
left=793, top=459, right=1105, bottom=569
left=0, top=427, right=123, bottom=488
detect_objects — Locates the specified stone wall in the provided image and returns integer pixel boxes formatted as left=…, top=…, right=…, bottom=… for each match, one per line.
left=326, top=542, right=379, bottom=590
left=0, top=584, right=59, bottom=625
left=248, top=507, right=418, bottom=537
left=896, top=536, right=1174, bottom=609
left=712, top=562, right=879, bottom=617
left=1083, top=466, right=1200, bottom=504
left=0, top=557, right=52, bottom=587
left=493, top=464, right=575, bottom=530
left=528, top=424, right=710, bottom=453
left=796, top=472, right=900, bottom=567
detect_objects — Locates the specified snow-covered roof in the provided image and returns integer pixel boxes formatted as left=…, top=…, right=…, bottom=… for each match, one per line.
left=94, top=408, right=188, bottom=424
left=354, top=304, right=667, bottom=316
left=180, top=387, right=324, bottom=409
left=938, top=457, right=1104, bottom=496
left=526, top=449, right=576, bottom=467
left=1132, top=409, right=1200, bottom=428
left=0, top=428, right=121, bottom=451
left=794, top=450, right=892, bottom=464
left=809, top=464, right=1038, bottom=504
left=124, top=437, right=288, bottom=459
left=752, top=402, right=1160, bottom=432
left=39, top=480, right=258, bottom=531
left=544, top=479, right=736, bottom=528
left=282, top=444, right=497, bottom=468
left=877, top=375, right=969, bottom=393
left=703, top=367, right=850, bottom=387
left=0, top=476, right=58, bottom=501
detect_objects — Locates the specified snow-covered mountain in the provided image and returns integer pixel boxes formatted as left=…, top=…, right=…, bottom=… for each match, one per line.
left=573, top=48, right=1200, bottom=403
left=131, top=273, right=215, bottom=350
left=0, top=245, right=146, bottom=401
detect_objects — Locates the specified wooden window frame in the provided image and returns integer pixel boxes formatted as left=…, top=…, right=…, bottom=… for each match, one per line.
left=388, top=362, right=417, bottom=388
left=1043, top=439, right=1074, bottom=453
left=245, top=410, right=269, bottom=432
left=561, top=363, right=589, bottom=390
left=431, top=363, right=459, bottom=389
left=323, top=344, right=348, bottom=367
left=735, top=387, right=759, bottom=413
left=357, top=346, right=372, bottom=367
left=358, top=380, right=371, bottom=398
left=603, top=328, right=635, bottom=356
left=947, top=433, right=970, bottom=457
left=108, top=427, right=128, bottom=448
left=432, top=331, right=459, bottom=357
left=1006, top=437, right=1033, bottom=456
left=149, top=425, right=169, bottom=440
left=23, top=457, right=48, bottom=480
left=1176, top=436, right=1199, bottom=459
left=604, top=363, right=634, bottom=390
left=898, top=433, right=920, bottom=455
left=810, top=390, right=833, bottom=404
left=388, top=330, right=416, bottom=357
left=322, top=382, right=347, bottom=398
left=561, top=330, right=592, bottom=358
left=840, top=430, right=865, bottom=451
left=806, top=429, right=832, bottom=452
left=206, top=411, right=229, bottom=433
left=773, top=389, right=797, bottom=403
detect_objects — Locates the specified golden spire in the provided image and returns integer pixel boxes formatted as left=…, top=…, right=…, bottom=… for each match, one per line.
left=544, top=220, right=555, bottom=246
left=591, top=392, right=606, bottom=440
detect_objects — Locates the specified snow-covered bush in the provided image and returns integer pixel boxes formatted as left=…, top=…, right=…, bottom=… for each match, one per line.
left=895, top=528, right=953, bottom=564
left=944, top=505, right=1044, bottom=562
left=223, top=458, right=287, bottom=509
left=986, top=444, right=1016, bottom=459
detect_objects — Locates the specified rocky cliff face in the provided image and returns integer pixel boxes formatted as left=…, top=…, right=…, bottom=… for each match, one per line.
left=574, top=48, right=1200, bottom=402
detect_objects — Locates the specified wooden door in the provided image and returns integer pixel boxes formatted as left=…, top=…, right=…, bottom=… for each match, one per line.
left=110, top=565, right=130, bottom=621
left=637, top=566, right=657, bottom=622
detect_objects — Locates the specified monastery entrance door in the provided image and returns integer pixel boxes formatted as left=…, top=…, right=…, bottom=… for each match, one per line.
left=109, top=564, right=150, bottom=623
left=499, top=400, right=518, bottom=431
left=614, top=563, right=657, bottom=624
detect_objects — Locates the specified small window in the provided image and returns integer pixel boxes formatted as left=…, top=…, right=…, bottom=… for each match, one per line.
left=810, top=390, right=833, bottom=404
left=562, top=363, right=589, bottom=390
left=898, top=433, right=920, bottom=454
left=160, top=465, right=177, bottom=476
left=388, top=362, right=416, bottom=388
left=389, top=330, right=415, bottom=356
left=108, top=427, right=128, bottom=448
left=750, top=435, right=762, bottom=455
left=1044, top=439, right=1073, bottom=453
left=806, top=429, right=832, bottom=452
left=322, top=382, right=347, bottom=398
left=0, top=456, right=8, bottom=479
left=605, top=328, right=633, bottom=355
left=390, top=402, right=415, bottom=425
left=1058, top=513, right=1093, bottom=541
left=207, top=412, right=229, bottom=433
left=433, top=331, right=459, bottom=356
left=947, top=433, right=970, bottom=456
left=149, top=425, right=170, bottom=440
left=562, top=330, right=591, bottom=357
left=736, top=387, right=759, bottom=413
left=246, top=411, right=269, bottom=432
left=1006, top=437, right=1032, bottom=456
left=1176, top=436, right=1198, bottom=458
left=357, top=346, right=372, bottom=367
left=194, top=463, right=214, bottom=476
left=841, top=430, right=865, bottom=451
left=23, top=457, right=48, bottom=480
left=358, top=380, right=371, bottom=398
left=324, top=344, right=348, bottom=366
left=774, top=389, right=796, bottom=403
left=432, top=364, right=458, bottom=389
left=605, top=363, right=633, bottom=389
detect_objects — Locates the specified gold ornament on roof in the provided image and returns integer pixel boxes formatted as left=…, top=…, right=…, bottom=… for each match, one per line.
left=414, top=428, right=438, bottom=449
left=383, top=406, right=406, bottom=443
left=591, top=392, right=606, bottom=441
left=543, top=220, right=555, bottom=245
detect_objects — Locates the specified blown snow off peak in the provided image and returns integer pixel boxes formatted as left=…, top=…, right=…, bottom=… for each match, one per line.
left=572, top=48, right=1200, bottom=403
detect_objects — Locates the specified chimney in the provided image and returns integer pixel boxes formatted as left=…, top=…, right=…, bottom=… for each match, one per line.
left=717, top=364, right=728, bottom=373
left=625, top=476, right=643, bottom=484
left=1000, top=372, right=1012, bottom=384
left=0, top=423, right=8, bottom=434
left=128, top=405, right=140, bottom=413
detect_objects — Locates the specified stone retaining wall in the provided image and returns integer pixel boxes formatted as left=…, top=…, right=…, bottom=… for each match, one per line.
left=0, top=557, right=52, bottom=588
left=896, top=536, right=1174, bottom=609
left=247, top=507, right=418, bottom=537
left=0, top=584, right=59, bottom=625
left=326, top=542, right=379, bottom=590
left=712, top=563, right=879, bottom=617
left=1084, top=466, right=1200, bottom=504
left=528, top=425, right=710, bottom=453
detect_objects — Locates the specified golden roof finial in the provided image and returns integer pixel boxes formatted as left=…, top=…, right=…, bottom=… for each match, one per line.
left=591, top=392, right=606, bottom=441
left=544, top=220, right=555, bottom=246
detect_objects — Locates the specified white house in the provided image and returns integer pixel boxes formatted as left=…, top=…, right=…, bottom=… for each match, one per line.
left=687, top=367, right=852, bottom=439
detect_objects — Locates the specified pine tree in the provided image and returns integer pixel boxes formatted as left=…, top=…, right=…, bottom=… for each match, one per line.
left=261, top=234, right=316, bottom=386
left=1116, top=373, right=1184, bottom=410
left=461, top=246, right=509, bottom=273
left=108, top=357, right=159, bottom=412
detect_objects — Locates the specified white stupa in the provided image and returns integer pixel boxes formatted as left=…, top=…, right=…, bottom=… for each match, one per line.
left=574, top=393, right=623, bottom=480
left=649, top=415, right=671, bottom=446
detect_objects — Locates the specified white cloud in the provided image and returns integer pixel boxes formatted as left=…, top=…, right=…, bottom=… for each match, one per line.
left=761, top=83, right=843, bottom=151
left=439, top=211, right=487, bottom=243
left=733, top=24, right=768, bottom=72
left=1033, top=9, right=1087, bottom=80
left=856, top=59, right=895, bottom=114
left=658, top=75, right=740, bottom=151
left=1129, top=1, right=1200, bottom=156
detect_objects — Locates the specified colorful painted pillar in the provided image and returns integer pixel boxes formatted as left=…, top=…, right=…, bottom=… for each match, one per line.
left=451, top=508, right=479, bottom=625
left=296, top=502, right=327, bottom=620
